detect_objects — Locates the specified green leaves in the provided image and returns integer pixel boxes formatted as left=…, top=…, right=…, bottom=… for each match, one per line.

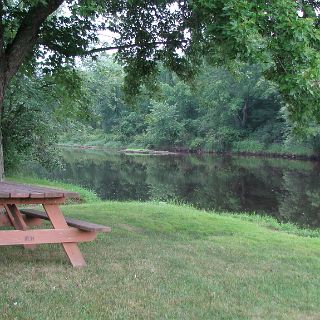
left=2, top=0, right=319, bottom=129
left=188, top=0, right=320, bottom=125
left=145, top=101, right=183, bottom=148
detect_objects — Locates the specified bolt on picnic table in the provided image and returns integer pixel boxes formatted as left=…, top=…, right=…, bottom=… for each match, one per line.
left=0, top=182, right=111, bottom=267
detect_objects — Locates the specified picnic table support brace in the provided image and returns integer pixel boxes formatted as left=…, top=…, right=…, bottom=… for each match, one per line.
left=43, top=204, right=87, bottom=267
left=4, top=204, right=36, bottom=249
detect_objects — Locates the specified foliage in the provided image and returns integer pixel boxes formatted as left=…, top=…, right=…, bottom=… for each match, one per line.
left=232, top=140, right=265, bottom=153
left=57, top=57, right=320, bottom=159
left=2, top=73, right=59, bottom=171
left=93, top=0, right=319, bottom=126
left=81, top=58, right=125, bottom=131
left=2, top=67, right=86, bottom=171
left=188, top=0, right=320, bottom=126
left=145, top=101, right=183, bottom=149
left=70, top=59, right=292, bottom=153
left=204, top=127, right=240, bottom=152
left=0, top=0, right=318, bottom=124
left=0, top=0, right=318, bottom=176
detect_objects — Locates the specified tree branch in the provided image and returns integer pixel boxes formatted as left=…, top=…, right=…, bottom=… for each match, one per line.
left=83, top=41, right=187, bottom=55
left=4, top=0, right=65, bottom=85
left=41, top=39, right=189, bottom=57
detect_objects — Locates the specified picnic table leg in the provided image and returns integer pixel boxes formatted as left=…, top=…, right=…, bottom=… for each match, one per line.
left=4, top=204, right=36, bottom=249
left=43, top=204, right=86, bottom=267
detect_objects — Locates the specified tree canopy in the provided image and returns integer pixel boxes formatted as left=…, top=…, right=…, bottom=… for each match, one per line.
left=1, top=1, right=319, bottom=118
left=0, top=0, right=319, bottom=176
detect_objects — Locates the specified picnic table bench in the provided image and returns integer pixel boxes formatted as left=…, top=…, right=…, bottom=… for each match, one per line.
left=0, top=182, right=111, bottom=267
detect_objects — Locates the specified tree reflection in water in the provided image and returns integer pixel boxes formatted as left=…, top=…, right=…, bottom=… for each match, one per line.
left=26, top=150, right=320, bottom=228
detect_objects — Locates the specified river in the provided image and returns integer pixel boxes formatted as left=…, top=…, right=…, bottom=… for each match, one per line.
left=26, top=149, right=320, bottom=228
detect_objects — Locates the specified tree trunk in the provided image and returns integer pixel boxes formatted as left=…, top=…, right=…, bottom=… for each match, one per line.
left=0, top=76, right=5, bottom=181
left=241, top=99, right=248, bottom=128
left=0, top=126, right=4, bottom=181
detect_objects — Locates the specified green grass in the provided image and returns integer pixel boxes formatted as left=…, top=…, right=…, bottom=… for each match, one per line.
left=232, top=139, right=265, bottom=152
left=0, top=200, right=320, bottom=319
left=266, top=143, right=315, bottom=156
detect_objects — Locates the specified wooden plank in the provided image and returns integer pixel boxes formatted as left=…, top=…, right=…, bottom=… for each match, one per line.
left=4, top=205, right=16, bottom=226
left=0, top=192, right=10, bottom=198
left=5, top=205, right=27, bottom=229
left=22, top=216, right=44, bottom=227
left=5, top=204, right=36, bottom=249
left=0, top=213, right=45, bottom=227
left=27, top=192, right=45, bottom=198
left=0, top=198, right=66, bottom=205
left=0, top=185, right=30, bottom=198
left=0, top=182, right=79, bottom=199
left=44, top=192, right=64, bottom=198
left=0, top=228, right=96, bottom=246
left=0, top=184, right=35, bottom=198
left=9, top=192, right=30, bottom=198
left=0, top=182, right=60, bottom=192
left=0, top=212, right=12, bottom=227
left=21, top=209, right=111, bottom=232
left=43, top=204, right=87, bottom=267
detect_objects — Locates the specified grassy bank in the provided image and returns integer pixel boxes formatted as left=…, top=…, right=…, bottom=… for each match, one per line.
left=0, top=196, right=320, bottom=318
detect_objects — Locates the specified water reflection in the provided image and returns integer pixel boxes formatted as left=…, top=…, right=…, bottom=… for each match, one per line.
left=26, top=149, right=320, bottom=228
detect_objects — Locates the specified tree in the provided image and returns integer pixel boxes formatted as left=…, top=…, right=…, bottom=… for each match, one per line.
left=2, top=73, right=59, bottom=172
left=2, top=67, right=85, bottom=171
left=83, top=57, right=126, bottom=132
left=145, top=101, right=183, bottom=148
left=0, top=0, right=318, bottom=179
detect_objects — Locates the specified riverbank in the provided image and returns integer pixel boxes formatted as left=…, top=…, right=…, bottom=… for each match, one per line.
left=58, top=142, right=319, bottom=161
left=1, top=178, right=320, bottom=319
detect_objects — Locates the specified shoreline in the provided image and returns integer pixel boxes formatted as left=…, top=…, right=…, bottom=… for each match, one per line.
left=57, top=143, right=320, bottom=161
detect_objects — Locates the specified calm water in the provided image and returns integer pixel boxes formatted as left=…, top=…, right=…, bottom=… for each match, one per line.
left=27, top=149, right=320, bottom=228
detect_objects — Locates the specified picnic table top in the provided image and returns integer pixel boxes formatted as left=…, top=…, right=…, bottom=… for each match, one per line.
left=0, top=182, right=79, bottom=199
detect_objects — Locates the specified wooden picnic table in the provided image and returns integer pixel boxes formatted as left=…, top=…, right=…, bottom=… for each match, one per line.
left=0, top=182, right=110, bottom=267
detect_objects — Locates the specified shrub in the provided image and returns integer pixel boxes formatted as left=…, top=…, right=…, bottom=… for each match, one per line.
left=232, top=140, right=265, bottom=152
left=187, top=137, right=205, bottom=150
left=204, top=127, right=240, bottom=152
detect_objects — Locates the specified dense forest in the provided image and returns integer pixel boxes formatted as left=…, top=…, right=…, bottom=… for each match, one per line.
left=3, top=55, right=320, bottom=172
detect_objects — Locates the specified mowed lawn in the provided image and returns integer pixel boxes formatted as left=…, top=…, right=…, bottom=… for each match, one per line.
left=0, top=201, right=319, bottom=319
